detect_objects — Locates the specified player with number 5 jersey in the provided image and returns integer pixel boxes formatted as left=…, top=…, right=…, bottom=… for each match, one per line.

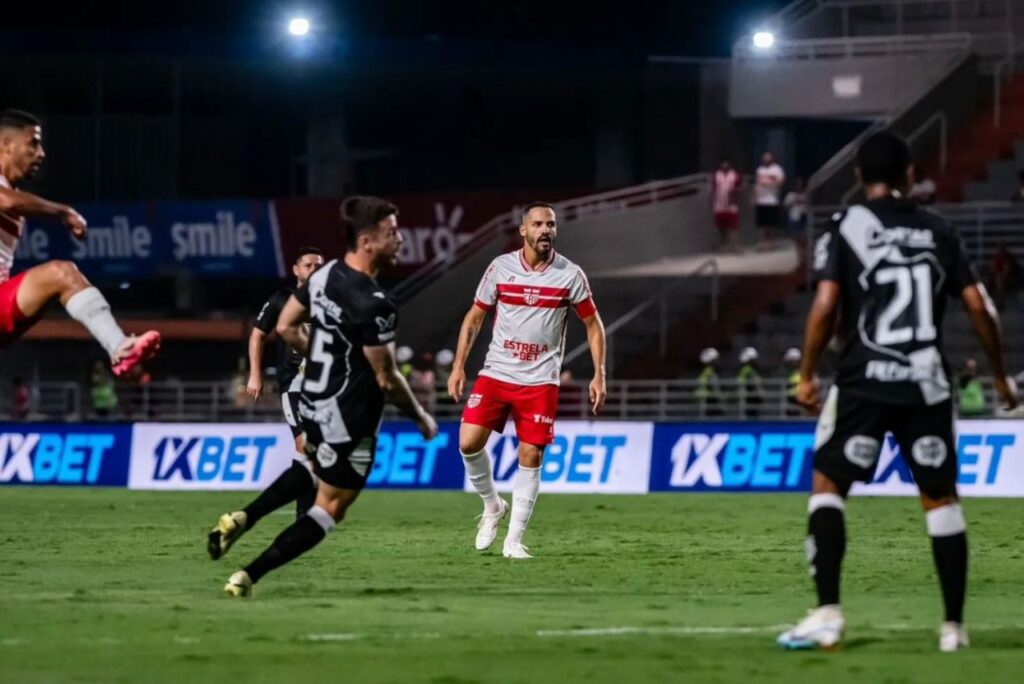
left=448, top=202, right=607, bottom=559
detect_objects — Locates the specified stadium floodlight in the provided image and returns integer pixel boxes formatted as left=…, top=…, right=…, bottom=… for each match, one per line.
left=752, top=30, right=775, bottom=50
left=288, top=16, right=311, bottom=37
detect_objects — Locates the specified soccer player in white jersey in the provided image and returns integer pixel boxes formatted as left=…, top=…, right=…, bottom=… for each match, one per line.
left=0, top=109, right=159, bottom=374
left=447, top=202, right=607, bottom=559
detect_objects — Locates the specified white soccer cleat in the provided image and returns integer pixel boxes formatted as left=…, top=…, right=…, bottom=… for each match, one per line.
left=208, top=511, right=248, bottom=560
left=475, top=498, right=509, bottom=551
left=224, top=570, right=253, bottom=598
left=502, top=540, right=533, bottom=559
left=939, top=621, right=969, bottom=652
left=777, top=605, right=845, bottom=650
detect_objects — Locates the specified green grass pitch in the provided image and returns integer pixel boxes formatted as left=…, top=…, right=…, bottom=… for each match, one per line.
left=1, top=489, right=1022, bottom=683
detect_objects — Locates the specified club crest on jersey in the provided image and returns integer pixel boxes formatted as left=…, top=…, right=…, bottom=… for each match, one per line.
left=468, top=393, right=483, bottom=408
left=523, top=288, right=541, bottom=305
left=375, top=313, right=396, bottom=333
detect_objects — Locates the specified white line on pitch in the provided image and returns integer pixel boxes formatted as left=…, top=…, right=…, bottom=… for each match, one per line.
left=537, top=625, right=787, bottom=637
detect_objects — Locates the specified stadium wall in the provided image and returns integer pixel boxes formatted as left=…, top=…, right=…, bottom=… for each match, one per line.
left=1, top=420, right=1021, bottom=497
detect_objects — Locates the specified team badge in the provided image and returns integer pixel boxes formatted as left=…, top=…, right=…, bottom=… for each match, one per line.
left=468, top=393, right=483, bottom=408
left=524, top=288, right=541, bottom=305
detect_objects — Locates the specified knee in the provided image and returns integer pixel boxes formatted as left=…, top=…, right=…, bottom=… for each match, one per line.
left=459, top=432, right=489, bottom=456
left=318, top=497, right=347, bottom=523
left=518, top=443, right=545, bottom=468
left=47, top=260, right=86, bottom=291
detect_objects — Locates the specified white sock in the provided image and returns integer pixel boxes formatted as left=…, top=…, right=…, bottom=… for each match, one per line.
left=64, top=287, right=127, bottom=357
left=307, top=505, right=335, bottom=533
left=461, top=448, right=501, bottom=512
left=506, top=466, right=540, bottom=544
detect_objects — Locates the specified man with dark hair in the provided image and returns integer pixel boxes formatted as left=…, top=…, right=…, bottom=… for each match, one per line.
left=224, top=197, right=437, bottom=597
left=778, top=131, right=1018, bottom=652
left=0, top=109, right=159, bottom=374
left=207, top=246, right=325, bottom=560
left=448, top=201, right=606, bottom=559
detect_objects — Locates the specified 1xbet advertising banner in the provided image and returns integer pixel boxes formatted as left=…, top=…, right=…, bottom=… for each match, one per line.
left=0, top=423, right=132, bottom=486
left=13, top=200, right=284, bottom=281
left=127, top=421, right=464, bottom=491
left=477, top=421, right=653, bottom=494
left=650, top=421, right=1024, bottom=497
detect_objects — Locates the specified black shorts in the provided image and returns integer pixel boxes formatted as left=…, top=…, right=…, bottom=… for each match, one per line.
left=299, top=398, right=377, bottom=490
left=280, top=391, right=303, bottom=438
left=755, top=204, right=780, bottom=227
left=813, top=386, right=957, bottom=497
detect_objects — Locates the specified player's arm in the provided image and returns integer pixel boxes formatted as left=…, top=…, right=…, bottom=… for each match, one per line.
left=581, top=312, right=607, bottom=415
left=0, top=186, right=86, bottom=238
left=448, top=303, right=488, bottom=402
left=275, top=295, right=310, bottom=356
left=245, top=327, right=268, bottom=401
left=364, top=344, right=438, bottom=440
left=796, top=280, right=840, bottom=413
left=962, top=283, right=1018, bottom=409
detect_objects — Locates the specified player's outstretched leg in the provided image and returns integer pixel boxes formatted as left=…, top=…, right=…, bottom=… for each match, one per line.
left=459, top=423, right=508, bottom=551
left=503, top=441, right=544, bottom=560
left=225, top=483, right=357, bottom=597
left=778, top=473, right=847, bottom=650
left=924, top=497, right=969, bottom=652
left=208, top=457, right=318, bottom=560
left=16, top=260, right=160, bottom=376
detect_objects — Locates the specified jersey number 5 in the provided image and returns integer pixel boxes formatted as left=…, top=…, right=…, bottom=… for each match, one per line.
left=874, top=263, right=937, bottom=346
left=305, top=329, right=335, bottom=394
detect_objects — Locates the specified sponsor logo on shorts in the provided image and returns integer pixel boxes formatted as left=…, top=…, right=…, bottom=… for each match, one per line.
left=467, top=393, right=483, bottom=409
left=316, top=442, right=338, bottom=468
left=348, top=447, right=372, bottom=477
left=533, top=414, right=554, bottom=425
left=911, top=436, right=947, bottom=468
left=843, top=436, right=880, bottom=469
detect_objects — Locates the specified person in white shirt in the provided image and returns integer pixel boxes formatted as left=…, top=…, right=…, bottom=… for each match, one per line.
left=712, top=158, right=742, bottom=251
left=447, top=202, right=607, bottom=559
left=755, top=151, right=786, bottom=245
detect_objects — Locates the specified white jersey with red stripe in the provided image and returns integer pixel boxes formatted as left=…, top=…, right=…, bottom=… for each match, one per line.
left=0, top=174, right=23, bottom=284
left=473, top=249, right=596, bottom=386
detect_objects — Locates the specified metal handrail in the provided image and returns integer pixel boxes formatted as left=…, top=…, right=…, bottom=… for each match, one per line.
left=734, top=32, right=973, bottom=60
left=13, top=376, right=1014, bottom=423
left=561, top=258, right=720, bottom=367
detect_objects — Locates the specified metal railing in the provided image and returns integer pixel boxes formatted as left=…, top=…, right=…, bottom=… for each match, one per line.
left=11, top=376, right=1013, bottom=423
left=391, top=174, right=711, bottom=302
left=733, top=32, right=973, bottom=61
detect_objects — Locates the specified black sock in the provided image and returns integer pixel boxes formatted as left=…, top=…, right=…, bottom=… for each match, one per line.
left=296, top=479, right=317, bottom=520
left=931, top=532, right=968, bottom=623
left=244, top=514, right=329, bottom=583
left=243, top=460, right=316, bottom=530
left=808, top=503, right=846, bottom=606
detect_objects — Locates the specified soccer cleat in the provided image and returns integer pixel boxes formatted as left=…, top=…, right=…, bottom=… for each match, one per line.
left=475, top=498, right=509, bottom=551
left=207, top=511, right=248, bottom=560
left=502, top=540, right=533, bottom=559
left=939, top=621, right=969, bottom=652
left=224, top=570, right=253, bottom=598
left=777, top=605, right=845, bottom=650
left=112, top=330, right=161, bottom=377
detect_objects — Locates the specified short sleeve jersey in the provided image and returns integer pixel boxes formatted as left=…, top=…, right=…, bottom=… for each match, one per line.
left=253, top=287, right=305, bottom=392
left=295, top=259, right=399, bottom=436
left=813, top=195, right=978, bottom=405
left=0, top=174, right=24, bottom=283
left=473, top=249, right=596, bottom=386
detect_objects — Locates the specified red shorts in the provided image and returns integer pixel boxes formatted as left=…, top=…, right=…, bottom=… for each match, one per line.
left=714, top=211, right=739, bottom=231
left=462, top=375, right=559, bottom=446
left=0, top=272, right=37, bottom=349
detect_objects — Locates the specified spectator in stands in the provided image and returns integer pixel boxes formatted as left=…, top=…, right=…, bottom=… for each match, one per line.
left=988, top=246, right=1021, bottom=311
left=90, top=361, right=118, bottom=419
left=783, top=177, right=809, bottom=239
left=754, top=151, right=785, bottom=246
left=695, top=347, right=723, bottom=417
left=783, top=347, right=802, bottom=416
left=409, top=352, right=437, bottom=415
left=957, top=358, right=986, bottom=417
left=397, top=346, right=414, bottom=379
left=435, top=348, right=455, bottom=385
left=1010, top=170, right=1024, bottom=203
left=712, top=158, right=742, bottom=251
left=10, top=376, right=30, bottom=420
left=232, top=357, right=250, bottom=408
left=909, top=167, right=937, bottom=204
left=737, top=347, right=764, bottom=417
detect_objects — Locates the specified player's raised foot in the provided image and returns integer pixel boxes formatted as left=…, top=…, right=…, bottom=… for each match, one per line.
left=224, top=570, right=253, bottom=598
left=475, top=498, right=508, bottom=550
left=111, top=330, right=161, bottom=377
left=939, top=622, right=969, bottom=652
left=777, top=605, right=844, bottom=650
left=502, top=540, right=533, bottom=559
left=207, top=511, right=248, bottom=560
